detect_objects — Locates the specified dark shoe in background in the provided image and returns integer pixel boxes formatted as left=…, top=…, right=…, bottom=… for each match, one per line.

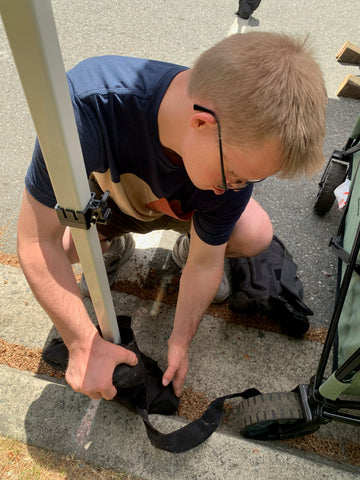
left=236, top=0, right=262, bottom=19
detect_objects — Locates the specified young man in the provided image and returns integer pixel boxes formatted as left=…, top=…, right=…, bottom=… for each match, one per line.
left=17, top=32, right=327, bottom=400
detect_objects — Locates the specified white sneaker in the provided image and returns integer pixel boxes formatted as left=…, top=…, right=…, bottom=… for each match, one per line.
left=79, top=234, right=135, bottom=297
left=172, top=235, right=230, bottom=303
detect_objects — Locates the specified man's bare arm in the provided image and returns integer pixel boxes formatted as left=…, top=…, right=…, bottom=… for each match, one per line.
left=17, top=188, right=137, bottom=399
left=163, top=223, right=227, bottom=396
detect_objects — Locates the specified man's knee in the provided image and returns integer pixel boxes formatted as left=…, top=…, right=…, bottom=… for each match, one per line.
left=225, top=199, right=273, bottom=258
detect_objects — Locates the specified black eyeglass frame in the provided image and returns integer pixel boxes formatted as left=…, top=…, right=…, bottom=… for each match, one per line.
left=193, top=104, right=266, bottom=191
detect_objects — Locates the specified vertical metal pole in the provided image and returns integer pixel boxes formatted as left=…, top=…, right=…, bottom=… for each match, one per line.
left=0, top=0, right=120, bottom=343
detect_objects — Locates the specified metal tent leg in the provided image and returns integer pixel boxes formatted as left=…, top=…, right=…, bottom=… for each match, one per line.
left=0, top=0, right=120, bottom=343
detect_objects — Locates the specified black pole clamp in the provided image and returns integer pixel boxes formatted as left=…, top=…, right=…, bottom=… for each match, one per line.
left=329, top=235, right=360, bottom=275
left=55, top=191, right=112, bottom=230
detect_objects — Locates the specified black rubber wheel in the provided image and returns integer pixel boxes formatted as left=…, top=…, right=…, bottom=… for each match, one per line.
left=314, top=158, right=348, bottom=215
left=239, top=391, right=320, bottom=440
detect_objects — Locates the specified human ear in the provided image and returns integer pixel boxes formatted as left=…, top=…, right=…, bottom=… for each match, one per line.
left=190, top=111, right=216, bottom=130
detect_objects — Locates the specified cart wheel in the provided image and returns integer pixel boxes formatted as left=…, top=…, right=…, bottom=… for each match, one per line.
left=314, top=158, right=348, bottom=215
left=239, top=392, right=320, bottom=440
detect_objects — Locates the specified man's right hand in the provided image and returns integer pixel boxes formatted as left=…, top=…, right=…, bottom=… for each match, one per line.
left=65, top=331, right=138, bottom=400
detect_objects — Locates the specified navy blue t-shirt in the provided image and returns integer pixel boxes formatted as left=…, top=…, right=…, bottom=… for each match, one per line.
left=25, top=56, right=252, bottom=245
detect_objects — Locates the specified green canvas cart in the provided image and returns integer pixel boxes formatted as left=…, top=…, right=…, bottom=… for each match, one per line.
left=237, top=115, right=360, bottom=440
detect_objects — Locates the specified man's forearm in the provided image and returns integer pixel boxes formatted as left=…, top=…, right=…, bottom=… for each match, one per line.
left=171, top=263, right=223, bottom=346
left=16, top=190, right=139, bottom=400
left=162, top=262, right=223, bottom=395
left=18, top=238, right=97, bottom=349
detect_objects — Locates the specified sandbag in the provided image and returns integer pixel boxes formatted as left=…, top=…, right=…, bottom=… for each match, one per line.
left=228, top=236, right=313, bottom=337
left=41, top=315, right=179, bottom=415
left=42, top=315, right=259, bottom=452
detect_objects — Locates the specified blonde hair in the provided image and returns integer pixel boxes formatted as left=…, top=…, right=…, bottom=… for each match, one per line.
left=188, top=32, right=327, bottom=178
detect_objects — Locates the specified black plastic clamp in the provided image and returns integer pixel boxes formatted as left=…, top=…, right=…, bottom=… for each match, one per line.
left=329, top=236, right=360, bottom=275
left=55, top=191, right=112, bottom=230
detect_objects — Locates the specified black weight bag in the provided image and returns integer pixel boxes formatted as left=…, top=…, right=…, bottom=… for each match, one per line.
left=41, top=315, right=179, bottom=415
left=228, top=236, right=313, bottom=337
left=42, top=315, right=259, bottom=453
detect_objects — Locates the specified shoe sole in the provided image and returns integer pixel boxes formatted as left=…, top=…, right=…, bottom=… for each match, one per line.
left=79, top=236, right=135, bottom=296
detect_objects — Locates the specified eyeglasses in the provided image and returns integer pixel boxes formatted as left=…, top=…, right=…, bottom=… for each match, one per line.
left=193, top=104, right=266, bottom=191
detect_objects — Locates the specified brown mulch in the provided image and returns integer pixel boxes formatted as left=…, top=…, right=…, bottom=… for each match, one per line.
left=0, top=252, right=20, bottom=268
left=113, top=276, right=328, bottom=343
left=177, top=386, right=210, bottom=420
left=284, top=434, right=360, bottom=467
left=0, top=338, right=64, bottom=379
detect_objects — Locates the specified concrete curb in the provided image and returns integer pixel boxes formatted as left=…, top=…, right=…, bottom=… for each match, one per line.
left=1, top=364, right=359, bottom=480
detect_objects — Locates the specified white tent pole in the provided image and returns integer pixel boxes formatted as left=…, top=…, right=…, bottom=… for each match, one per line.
left=0, top=0, right=120, bottom=344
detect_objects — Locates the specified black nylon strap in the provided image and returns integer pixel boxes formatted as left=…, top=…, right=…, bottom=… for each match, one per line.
left=138, top=388, right=261, bottom=453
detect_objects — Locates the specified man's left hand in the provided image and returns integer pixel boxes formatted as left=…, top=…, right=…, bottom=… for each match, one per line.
left=162, top=338, right=189, bottom=397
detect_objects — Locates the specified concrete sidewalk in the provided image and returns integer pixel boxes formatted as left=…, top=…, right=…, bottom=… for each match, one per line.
left=1, top=230, right=360, bottom=478
left=1, top=0, right=360, bottom=478
left=1, top=369, right=359, bottom=480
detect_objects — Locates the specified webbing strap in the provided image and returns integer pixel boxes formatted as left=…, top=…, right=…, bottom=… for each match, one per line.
left=138, top=389, right=261, bottom=453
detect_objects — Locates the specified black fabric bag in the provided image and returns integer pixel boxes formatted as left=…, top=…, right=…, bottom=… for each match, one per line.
left=228, top=236, right=313, bottom=337
left=41, top=315, right=179, bottom=415
left=42, top=315, right=259, bottom=453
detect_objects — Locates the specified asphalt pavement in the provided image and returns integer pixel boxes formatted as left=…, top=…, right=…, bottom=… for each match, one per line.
left=1, top=1, right=360, bottom=479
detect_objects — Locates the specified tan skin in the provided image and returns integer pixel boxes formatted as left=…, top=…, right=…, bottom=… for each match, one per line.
left=17, top=70, right=282, bottom=399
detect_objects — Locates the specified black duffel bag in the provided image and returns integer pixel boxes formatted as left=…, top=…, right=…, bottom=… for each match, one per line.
left=42, top=315, right=259, bottom=453
left=228, top=236, right=314, bottom=337
left=41, top=315, right=179, bottom=415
